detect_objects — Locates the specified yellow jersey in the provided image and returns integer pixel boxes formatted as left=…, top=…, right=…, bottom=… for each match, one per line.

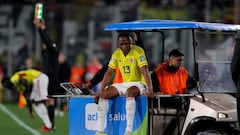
left=11, top=69, right=42, bottom=92
left=109, top=45, right=148, bottom=83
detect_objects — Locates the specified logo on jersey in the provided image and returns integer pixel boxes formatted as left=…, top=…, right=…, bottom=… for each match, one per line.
left=129, top=58, right=134, bottom=63
left=140, top=56, right=146, bottom=62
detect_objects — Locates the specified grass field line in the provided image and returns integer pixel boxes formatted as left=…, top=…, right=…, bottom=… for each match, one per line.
left=0, top=104, right=42, bottom=135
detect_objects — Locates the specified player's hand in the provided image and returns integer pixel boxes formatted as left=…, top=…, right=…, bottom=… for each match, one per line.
left=82, top=82, right=92, bottom=89
left=146, top=90, right=155, bottom=98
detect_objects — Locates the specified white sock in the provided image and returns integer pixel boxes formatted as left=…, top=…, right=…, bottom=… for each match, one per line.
left=125, top=97, right=136, bottom=132
left=96, top=98, right=109, bottom=132
left=33, top=103, right=52, bottom=128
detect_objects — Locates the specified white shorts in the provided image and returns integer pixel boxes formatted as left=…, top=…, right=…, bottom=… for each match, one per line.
left=111, top=82, right=146, bottom=96
left=30, top=73, right=49, bottom=101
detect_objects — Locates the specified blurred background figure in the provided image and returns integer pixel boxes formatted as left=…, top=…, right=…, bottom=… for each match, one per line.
left=56, top=52, right=71, bottom=116
left=15, top=35, right=31, bottom=71
left=19, top=57, right=34, bottom=70
left=0, top=62, right=3, bottom=103
left=85, top=56, right=102, bottom=92
left=24, top=57, right=33, bottom=69
left=69, top=54, right=86, bottom=83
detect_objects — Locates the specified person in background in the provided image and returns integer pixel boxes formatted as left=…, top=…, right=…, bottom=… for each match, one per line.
left=95, top=33, right=154, bottom=135
left=152, top=49, right=188, bottom=95
left=0, top=63, right=3, bottom=103
left=19, top=57, right=34, bottom=70
left=151, top=49, right=196, bottom=135
left=69, top=54, right=86, bottom=83
left=56, top=52, right=71, bottom=116
left=33, top=18, right=59, bottom=129
left=151, top=49, right=196, bottom=95
left=16, top=35, right=31, bottom=70
left=24, top=57, right=34, bottom=69
left=1, top=69, right=52, bottom=132
left=85, top=56, right=103, bottom=92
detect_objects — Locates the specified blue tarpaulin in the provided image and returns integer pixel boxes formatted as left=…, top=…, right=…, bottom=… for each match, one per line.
left=105, top=20, right=240, bottom=31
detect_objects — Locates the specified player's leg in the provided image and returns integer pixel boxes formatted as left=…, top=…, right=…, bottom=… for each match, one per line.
left=31, top=74, right=52, bottom=131
left=32, top=101, right=52, bottom=130
left=96, top=85, right=119, bottom=134
left=125, top=82, right=145, bottom=134
left=46, top=74, right=57, bottom=128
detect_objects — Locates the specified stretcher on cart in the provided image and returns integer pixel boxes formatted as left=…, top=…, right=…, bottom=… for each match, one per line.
left=60, top=82, right=95, bottom=96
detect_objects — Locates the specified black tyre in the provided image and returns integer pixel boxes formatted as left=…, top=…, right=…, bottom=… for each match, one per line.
left=196, top=129, right=228, bottom=135
left=187, top=121, right=232, bottom=135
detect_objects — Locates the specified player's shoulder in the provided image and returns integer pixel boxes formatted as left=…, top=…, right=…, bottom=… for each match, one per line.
left=131, top=45, right=145, bottom=53
left=113, top=47, right=121, bottom=55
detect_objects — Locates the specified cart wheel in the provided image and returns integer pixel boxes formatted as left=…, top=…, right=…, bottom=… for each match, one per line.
left=196, top=129, right=227, bottom=135
left=188, top=121, right=232, bottom=135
